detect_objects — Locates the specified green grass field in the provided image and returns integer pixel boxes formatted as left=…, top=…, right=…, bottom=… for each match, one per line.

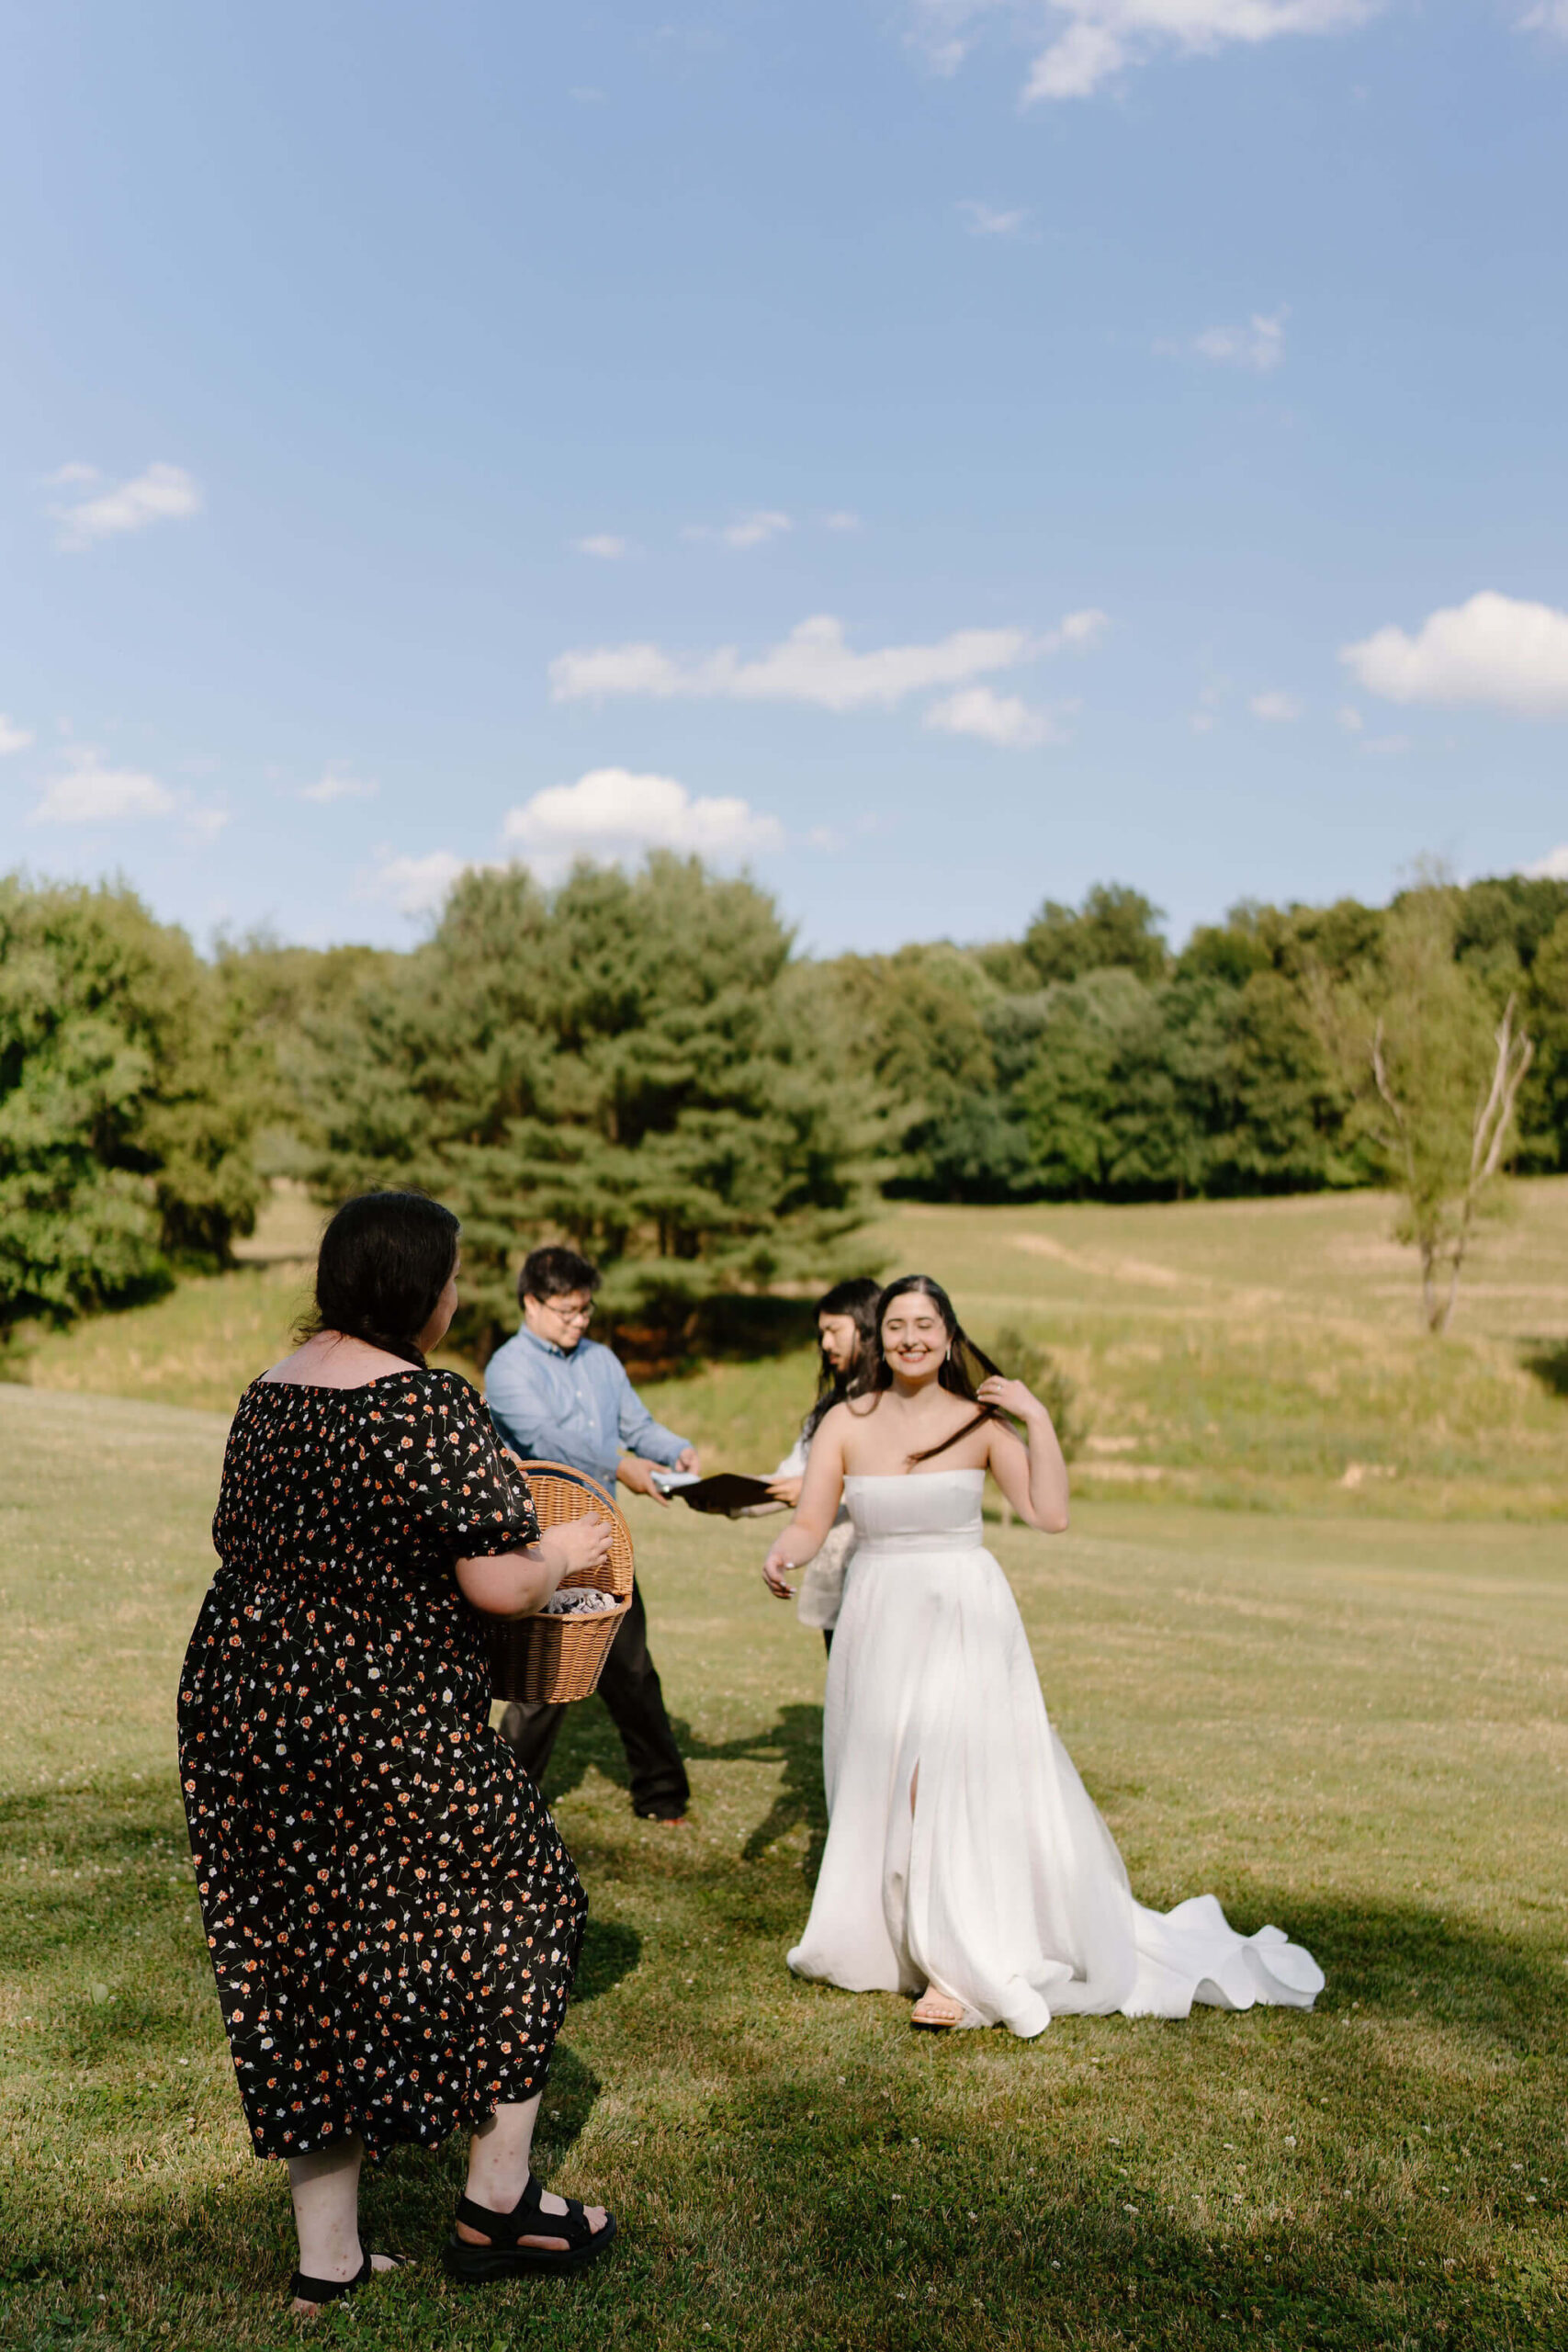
left=1, top=1359, right=1564, bottom=2349
left=18, top=1180, right=1566, bottom=1519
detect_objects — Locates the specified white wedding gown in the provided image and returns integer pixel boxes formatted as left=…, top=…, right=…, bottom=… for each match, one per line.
left=786, top=1471, right=1323, bottom=2036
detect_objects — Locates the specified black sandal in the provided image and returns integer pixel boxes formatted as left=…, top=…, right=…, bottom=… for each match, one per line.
left=288, top=2253, right=407, bottom=2308
left=443, top=2175, right=616, bottom=2280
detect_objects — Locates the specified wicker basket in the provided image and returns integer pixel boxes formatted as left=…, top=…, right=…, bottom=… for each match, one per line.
left=485, top=1460, right=635, bottom=1705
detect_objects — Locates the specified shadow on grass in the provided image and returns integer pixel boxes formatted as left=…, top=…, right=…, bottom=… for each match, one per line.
left=1258, top=1891, right=1567, bottom=2055
left=538, top=1700, right=830, bottom=1885
left=682, top=1702, right=829, bottom=1882
left=572, top=1917, right=642, bottom=2006
left=7, top=1821, right=1567, bottom=2348
left=1520, top=1337, right=1568, bottom=1398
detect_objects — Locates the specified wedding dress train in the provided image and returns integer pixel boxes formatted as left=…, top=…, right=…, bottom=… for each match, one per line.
left=786, top=1471, right=1323, bottom=2037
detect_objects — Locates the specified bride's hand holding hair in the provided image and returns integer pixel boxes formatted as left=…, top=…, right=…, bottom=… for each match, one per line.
left=976, top=1374, right=1071, bottom=1534
left=976, top=1373, right=1047, bottom=1424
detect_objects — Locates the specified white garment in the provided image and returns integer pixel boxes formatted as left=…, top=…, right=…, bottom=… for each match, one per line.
left=773, top=1428, right=853, bottom=1633
left=786, top=1471, right=1324, bottom=2037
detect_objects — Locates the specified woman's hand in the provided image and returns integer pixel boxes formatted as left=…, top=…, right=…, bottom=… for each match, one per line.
left=766, top=1474, right=803, bottom=1507
left=977, top=1374, right=1050, bottom=1424
left=540, top=1513, right=614, bottom=1582
left=761, top=1542, right=797, bottom=1600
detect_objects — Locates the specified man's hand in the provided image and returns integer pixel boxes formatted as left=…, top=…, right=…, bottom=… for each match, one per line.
left=674, top=1446, right=701, bottom=1474
left=617, top=1455, right=673, bottom=1506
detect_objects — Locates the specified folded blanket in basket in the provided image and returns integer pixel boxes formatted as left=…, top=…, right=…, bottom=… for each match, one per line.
left=542, top=1588, right=621, bottom=1617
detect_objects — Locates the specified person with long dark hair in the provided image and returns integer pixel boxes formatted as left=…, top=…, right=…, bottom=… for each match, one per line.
left=765, top=1277, right=881, bottom=1651
left=178, top=1193, right=616, bottom=2316
left=761, top=1274, right=1323, bottom=2035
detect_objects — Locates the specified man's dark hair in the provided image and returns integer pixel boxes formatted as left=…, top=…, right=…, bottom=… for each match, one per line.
left=519, top=1244, right=601, bottom=1307
left=303, top=1191, right=460, bottom=1370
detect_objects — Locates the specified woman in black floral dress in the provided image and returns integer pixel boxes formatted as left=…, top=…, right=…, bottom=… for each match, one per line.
left=178, top=1192, right=615, bottom=2314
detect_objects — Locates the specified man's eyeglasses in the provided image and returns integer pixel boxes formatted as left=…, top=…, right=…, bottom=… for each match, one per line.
left=543, top=1298, right=594, bottom=1326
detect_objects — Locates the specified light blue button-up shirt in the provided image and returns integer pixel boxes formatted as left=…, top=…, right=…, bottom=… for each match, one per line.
left=484, top=1324, right=691, bottom=1495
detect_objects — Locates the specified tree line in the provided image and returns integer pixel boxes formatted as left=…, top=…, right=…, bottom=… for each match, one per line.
left=4, top=859, right=1565, bottom=1349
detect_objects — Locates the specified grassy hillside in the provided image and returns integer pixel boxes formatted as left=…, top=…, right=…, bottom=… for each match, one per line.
left=2, top=1385, right=1562, bottom=2349
left=11, top=1180, right=1568, bottom=1518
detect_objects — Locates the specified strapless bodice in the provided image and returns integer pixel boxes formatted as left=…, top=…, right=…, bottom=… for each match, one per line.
left=843, top=1469, right=985, bottom=1555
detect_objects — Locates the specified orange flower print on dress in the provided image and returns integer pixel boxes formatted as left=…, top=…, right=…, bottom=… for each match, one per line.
left=177, top=1369, right=584, bottom=2162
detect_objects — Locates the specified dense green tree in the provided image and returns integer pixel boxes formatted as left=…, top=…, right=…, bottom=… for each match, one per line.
left=1519, top=910, right=1568, bottom=1173
left=1437, top=875, right=1568, bottom=1172
left=1022, top=883, right=1168, bottom=987
left=1016, top=968, right=1151, bottom=1194
left=0, top=876, right=259, bottom=1335
left=299, top=856, right=873, bottom=1351
left=213, top=933, right=395, bottom=1174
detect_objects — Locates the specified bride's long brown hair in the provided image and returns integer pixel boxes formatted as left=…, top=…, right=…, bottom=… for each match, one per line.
left=869, top=1274, right=1003, bottom=1466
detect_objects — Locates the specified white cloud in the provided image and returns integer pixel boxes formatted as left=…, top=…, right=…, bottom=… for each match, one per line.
left=43, top=461, right=99, bottom=488
left=1168, top=308, right=1287, bottom=373
left=503, top=767, right=784, bottom=875
left=1194, top=310, right=1287, bottom=372
left=1026, top=17, right=1126, bottom=96
left=923, top=686, right=1064, bottom=747
left=821, top=510, right=862, bottom=532
left=910, top=3, right=1372, bottom=107
left=1342, top=590, right=1568, bottom=716
left=1518, top=4, right=1568, bottom=37
left=1524, top=843, right=1568, bottom=879
left=549, top=607, right=1106, bottom=714
left=30, top=752, right=176, bottom=824
left=185, top=806, right=231, bottom=843
left=685, top=510, right=793, bottom=550
left=1249, top=689, right=1303, bottom=722
left=359, top=849, right=469, bottom=916
left=0, top=714, right=34, bottom=755
left=573, top=533, right=630, bottom=559
left=1051, top=606, right=1109, bottom=650
left=958, top=199, right=1028, bottom=236
left=1337, top=704, right=1364, bottom=732
left=300, top=767, right=379, bottom=803
left=52, top=460, right=203, bottom=549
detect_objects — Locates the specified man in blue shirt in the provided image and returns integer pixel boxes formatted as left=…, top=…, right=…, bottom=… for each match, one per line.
left=486, top=1243, right=699, bottom=1822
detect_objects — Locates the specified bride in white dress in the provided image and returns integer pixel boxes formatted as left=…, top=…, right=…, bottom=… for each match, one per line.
left=761, top=1275, right=1323, bottom=2035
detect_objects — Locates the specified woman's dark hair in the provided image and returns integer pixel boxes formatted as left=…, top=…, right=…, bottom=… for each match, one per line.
left=303, top=1191, right=460, bottom=1370
left=801, top=1276, right=883, bottom=1444
left=871, top=1273, right=1003, bottom=1466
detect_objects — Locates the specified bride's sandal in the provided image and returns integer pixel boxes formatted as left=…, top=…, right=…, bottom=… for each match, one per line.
left=911, top=1987, right=968, bottom=2030
left=288, top=2253, right=407, bottom=2316
left=443, top=2175, right=616, bottom=2280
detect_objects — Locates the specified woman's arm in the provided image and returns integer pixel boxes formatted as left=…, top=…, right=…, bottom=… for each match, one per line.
left=761, top=1413, right=846, bottom=1598
left=456, top=1515, right=612, bottom=1619
left=976, top=1377, right=1070, bottom=1533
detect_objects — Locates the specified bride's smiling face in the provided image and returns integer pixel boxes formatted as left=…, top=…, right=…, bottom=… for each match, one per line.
left=880, top=1295, right=947, bottom=1384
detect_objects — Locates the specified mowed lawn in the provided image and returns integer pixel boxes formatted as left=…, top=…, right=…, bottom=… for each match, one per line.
left=1, top=1383, right=1564, bottom=2349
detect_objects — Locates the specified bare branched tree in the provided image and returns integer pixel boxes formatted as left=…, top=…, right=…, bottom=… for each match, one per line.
left=1371, top=992, right=1534, bottom=1334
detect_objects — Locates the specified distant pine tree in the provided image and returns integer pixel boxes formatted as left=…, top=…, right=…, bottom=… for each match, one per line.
left=295, top=855, right=875, bottom=1357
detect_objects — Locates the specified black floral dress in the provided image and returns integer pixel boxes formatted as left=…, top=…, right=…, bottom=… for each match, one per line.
left=177, top=1367, right=586, bottom=2162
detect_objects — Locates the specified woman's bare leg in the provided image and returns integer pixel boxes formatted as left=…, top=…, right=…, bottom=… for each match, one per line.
left=286, top=2137, right=401, bottom=2305
left=458, top=2096, right=609, bottom=2249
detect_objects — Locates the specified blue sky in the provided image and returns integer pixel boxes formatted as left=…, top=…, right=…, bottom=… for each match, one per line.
left=3, top=1, right=1566, bottom=956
